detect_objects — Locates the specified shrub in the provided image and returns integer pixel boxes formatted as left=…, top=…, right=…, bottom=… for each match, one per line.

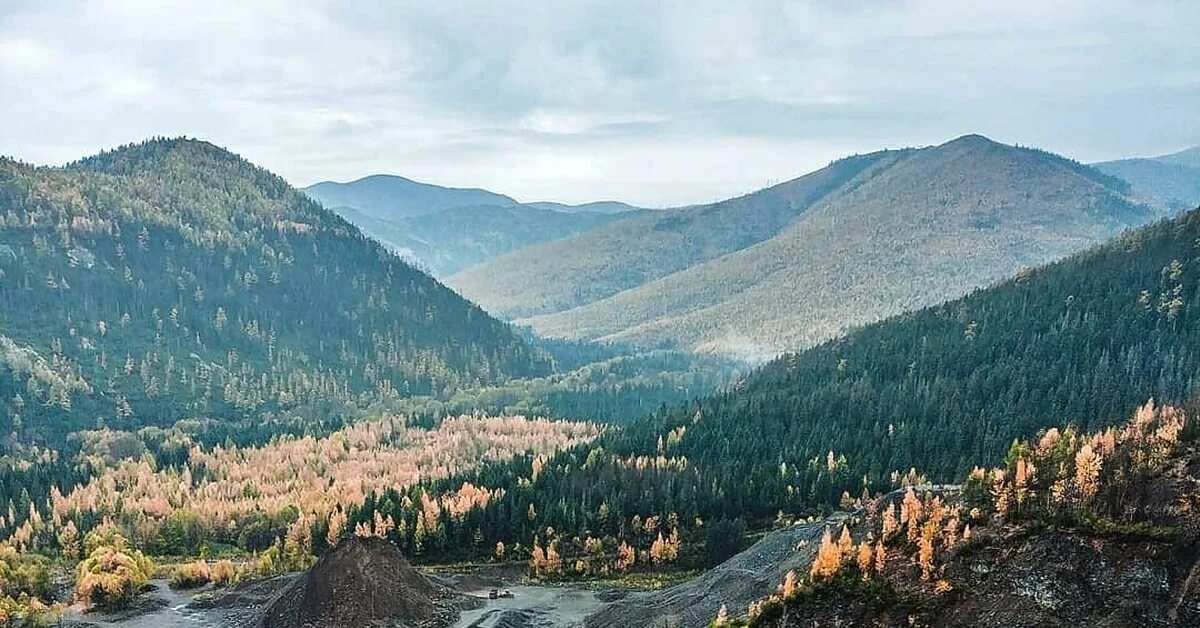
left=75, top=529, right=154, bottom=610
left=169, top=560, right=211, bottom=589
left=210, top=559, right=237, bottom=585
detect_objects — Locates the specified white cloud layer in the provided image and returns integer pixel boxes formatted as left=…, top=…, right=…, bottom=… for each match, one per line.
left=1, top=0, right=1197, bottom=206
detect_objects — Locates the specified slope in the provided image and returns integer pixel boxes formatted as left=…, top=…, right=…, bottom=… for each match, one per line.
left=448, top=150, right=912, bottom=319
left=1093, top=144, right=1200, bottom=210
left=0, top=138, right=550, bottom=449
left=524, top=135, right=1158, bottom=357
left=386, top=202, right=1200, bottom=566
left=302, top=173, right=517, bottom=219
left=333, top=203, right=639, bottom=277
left=744, top=403, right=1198, bottom=628
left=1157, top=145, right=1200, bottom=170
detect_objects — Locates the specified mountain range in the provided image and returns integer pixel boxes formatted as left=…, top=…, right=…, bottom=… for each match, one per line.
left=302, top=175, right=646, bottom=276
left=450, top=135, right=1164, bottom=359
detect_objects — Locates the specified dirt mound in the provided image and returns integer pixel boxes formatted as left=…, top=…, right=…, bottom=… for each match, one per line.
left=258, top=537, right=461, bottom=628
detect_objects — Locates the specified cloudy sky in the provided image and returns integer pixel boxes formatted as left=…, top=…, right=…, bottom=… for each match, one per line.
left=1, top=0, right=1198, bottom=206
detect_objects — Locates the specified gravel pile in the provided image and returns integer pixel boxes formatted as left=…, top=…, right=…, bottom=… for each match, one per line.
left=258, top=537, right=466, bottom=628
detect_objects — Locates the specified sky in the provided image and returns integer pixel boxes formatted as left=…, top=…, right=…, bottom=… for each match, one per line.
left=1, top=0, right=1198, bottom=207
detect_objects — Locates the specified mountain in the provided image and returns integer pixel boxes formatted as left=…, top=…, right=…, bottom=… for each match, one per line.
left=1158, top=145, right=1200, bottom=170
left=0, top=138, right=551, bottom=449
left=302, top=174, right=517, bottom=219
left=331, top=203, right=639, bottom=277
left=452, top=135, right=1159, bottom=358
left=449, top=149, right=911, bottom=320
left=1093, top=145, right=1200, bottom=209
left=397, top=202, right=1200, bottom=567
left=302, top=175, right=646, bottom=276
left=525, top=200, right=646, bottom=215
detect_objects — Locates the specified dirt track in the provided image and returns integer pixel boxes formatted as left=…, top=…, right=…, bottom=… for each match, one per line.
left=452, top=584, right=609, bottom=628
left=60, top=575, right=296, bottom=628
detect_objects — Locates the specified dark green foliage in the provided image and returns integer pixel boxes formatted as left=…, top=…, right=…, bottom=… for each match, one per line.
left=706, top=518, right=748, bottom=567
left=745, top=566, right=922, bottom=627
left=392, top=350, right=742, bottom=425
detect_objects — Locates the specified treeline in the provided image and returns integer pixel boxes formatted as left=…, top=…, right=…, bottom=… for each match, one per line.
left=393, top=351, right=742, bottom=426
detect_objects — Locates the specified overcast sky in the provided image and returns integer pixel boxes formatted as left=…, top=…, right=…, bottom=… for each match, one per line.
left=1, top=0, right=1198, bottom=206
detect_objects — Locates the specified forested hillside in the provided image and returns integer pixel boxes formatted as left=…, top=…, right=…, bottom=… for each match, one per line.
left=448, top=150, right=910, bottom=319
left=516, top=136, right=1161, bottom=357
left=350, top=204, right=1200, bottom=569
left=0, top=138, right=551, bottom=450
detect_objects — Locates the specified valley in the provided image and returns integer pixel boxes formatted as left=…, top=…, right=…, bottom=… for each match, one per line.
left=3, top=135, right=1200, bottom=627
left=1, top=8, right=1198, bottom=623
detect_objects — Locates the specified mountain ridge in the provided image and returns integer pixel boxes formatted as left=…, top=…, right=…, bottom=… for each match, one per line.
left=302, top=174, right=649, bottom=275
left=454, top=134, right=1159, bottom=358
left=303, top=173, right=519, bottom=220
left=448, top=147, right=913, bottom=319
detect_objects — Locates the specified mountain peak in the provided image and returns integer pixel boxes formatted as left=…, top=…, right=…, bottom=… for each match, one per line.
left=303, top=173, right=519, bottom=219
left=68, top=136, right=255, bottom=177
left=940, top=133, right=1001, bottom=149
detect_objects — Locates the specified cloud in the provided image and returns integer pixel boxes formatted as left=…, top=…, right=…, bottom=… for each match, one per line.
left=0, top=0, right=1196, bottom=205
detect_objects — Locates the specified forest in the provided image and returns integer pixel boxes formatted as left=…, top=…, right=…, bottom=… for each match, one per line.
left=338, top=204, right=1200, bottom=571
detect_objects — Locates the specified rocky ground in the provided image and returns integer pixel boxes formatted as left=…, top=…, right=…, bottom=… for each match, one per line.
left=584, top=514, right=855, bottom=628
left=755, top=447, right=1200, bottom=627
left=61, top=575, right=298, bottom=628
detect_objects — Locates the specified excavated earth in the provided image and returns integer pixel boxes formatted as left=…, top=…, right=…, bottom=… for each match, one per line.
left=758, top=447, right=1200, bottom=627
left=256, top=536, right=474, bottom=628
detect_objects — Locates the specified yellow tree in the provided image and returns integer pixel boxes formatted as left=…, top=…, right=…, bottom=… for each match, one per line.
left=810, top=526, right=842, bottom=580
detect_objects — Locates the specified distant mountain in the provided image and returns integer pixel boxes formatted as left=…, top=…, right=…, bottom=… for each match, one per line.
left=303, top=174, right=519, bottom=220
left=452, top=135, right=1160, bottom=358
left=525, top=200, right=646, bottom=215
left=330, top=203, right=640, bottom=277
left=1158, top=145, right=1200, bottom=170
left=0, top=139, right=550, bottom=449
left=1093, top=145, right=1200, bottom=209
left=302, top=175, right=646, bottom=275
